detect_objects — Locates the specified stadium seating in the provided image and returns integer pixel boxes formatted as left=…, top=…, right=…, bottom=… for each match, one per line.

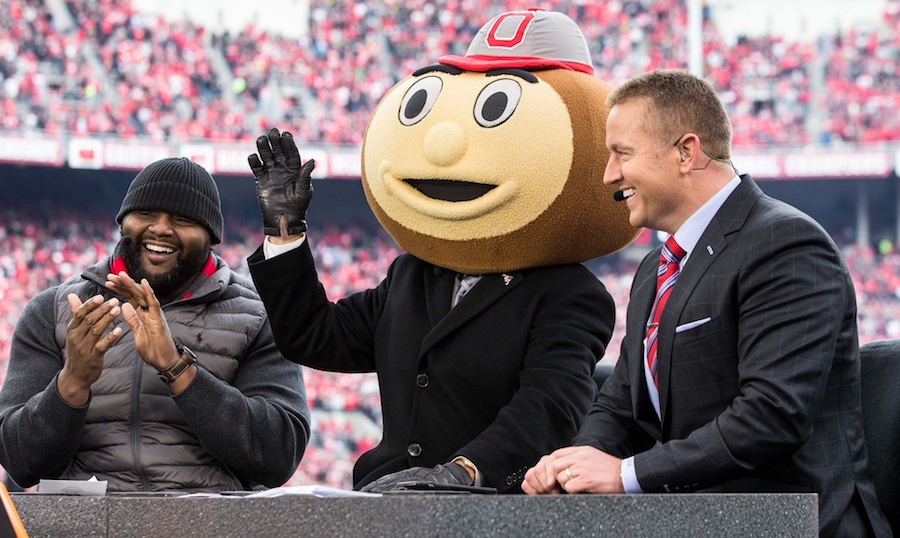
left=858, top=339, right=900, bottom=533
left=592, top=362, right=616, bottom=392
left=1, top=0, right=898, bottom=146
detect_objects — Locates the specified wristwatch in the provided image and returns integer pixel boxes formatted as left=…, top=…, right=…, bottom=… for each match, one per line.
left=157, top=344, right=197, bottom=384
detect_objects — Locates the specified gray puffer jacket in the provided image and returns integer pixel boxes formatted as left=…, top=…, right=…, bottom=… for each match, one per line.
left=0, top=252, right=310, bottom=492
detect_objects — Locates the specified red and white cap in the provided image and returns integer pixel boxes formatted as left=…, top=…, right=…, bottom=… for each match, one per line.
left=439, top=8, right=594, bottom=74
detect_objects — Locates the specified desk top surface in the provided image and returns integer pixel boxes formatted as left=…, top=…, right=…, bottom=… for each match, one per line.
left=10, top=492, right=818, bottom=538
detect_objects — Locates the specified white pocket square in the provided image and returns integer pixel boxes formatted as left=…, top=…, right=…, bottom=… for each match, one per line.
left=675, top=317, right=712, bottom=333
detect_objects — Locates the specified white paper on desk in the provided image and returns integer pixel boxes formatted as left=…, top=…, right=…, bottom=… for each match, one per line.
left=38, top=478, right=108, bottom=496
left=246, top=485, right=380, bottom=498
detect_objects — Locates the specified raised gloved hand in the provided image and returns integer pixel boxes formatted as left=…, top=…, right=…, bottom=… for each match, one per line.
left=247, top=127, right=315, bottom=236
left=360, top=463, right=474, bottom=493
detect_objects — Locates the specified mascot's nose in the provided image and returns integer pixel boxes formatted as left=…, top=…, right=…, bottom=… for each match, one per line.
left=423, top=121, right=467, bottom=167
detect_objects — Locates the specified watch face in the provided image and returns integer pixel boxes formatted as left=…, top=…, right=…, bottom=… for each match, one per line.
left=175, top=344, right=198, bottom=361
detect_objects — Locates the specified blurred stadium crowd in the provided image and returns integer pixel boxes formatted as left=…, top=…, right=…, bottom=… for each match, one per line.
left=1, top=0, right=898, bottom=147
left=1, top=0, right=900, bottom=489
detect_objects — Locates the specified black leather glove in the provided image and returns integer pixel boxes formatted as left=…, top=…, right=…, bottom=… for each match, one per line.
left=247, top=127, right=315, bottom=236
left=360, top=463, right=474, bottom=493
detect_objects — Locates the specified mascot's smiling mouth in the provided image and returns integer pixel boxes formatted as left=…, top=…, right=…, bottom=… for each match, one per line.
left=405, top=179, right=496, bottom=202
left=379, top=164, right=518, bottom=220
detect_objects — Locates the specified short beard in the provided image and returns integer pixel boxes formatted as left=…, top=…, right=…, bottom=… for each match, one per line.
left=122, top=238, right=211, bottom=302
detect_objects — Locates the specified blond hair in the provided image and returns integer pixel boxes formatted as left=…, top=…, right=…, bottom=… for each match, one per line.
left=608, top=69, right=732, bottom=159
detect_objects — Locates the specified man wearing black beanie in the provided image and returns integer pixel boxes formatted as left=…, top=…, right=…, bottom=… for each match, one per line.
left=0, top=157, right=311, bottom=493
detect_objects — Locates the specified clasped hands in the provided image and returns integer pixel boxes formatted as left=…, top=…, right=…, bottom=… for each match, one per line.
left=522, top=446, right=625, bottom=495
left=58, top=273, right=185, bottom=406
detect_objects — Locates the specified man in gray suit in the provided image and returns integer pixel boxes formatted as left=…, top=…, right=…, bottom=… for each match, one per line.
left=523, top=69, right=891, bottom=537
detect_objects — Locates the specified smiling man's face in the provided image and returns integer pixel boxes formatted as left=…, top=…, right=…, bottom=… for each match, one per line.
left=120, top=210, right=211, bottom=301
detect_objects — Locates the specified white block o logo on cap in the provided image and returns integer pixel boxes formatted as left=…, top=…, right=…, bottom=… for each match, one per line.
left=486, top=11, right=535, bottom=49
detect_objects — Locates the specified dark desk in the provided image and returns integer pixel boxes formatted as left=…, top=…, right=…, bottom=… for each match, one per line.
left=11, top=493, right=818, bottom=537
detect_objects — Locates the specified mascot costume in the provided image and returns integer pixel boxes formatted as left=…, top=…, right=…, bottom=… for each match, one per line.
left=248, top=8, right=639, bottom=493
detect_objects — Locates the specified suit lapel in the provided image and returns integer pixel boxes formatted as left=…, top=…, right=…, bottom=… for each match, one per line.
left=424, top=266, right=456, bottom=327
left=655, top=222, right=727, bottom=423
left=420, top=271, right=524, bottom=356
left=656, top=175, right=763, bottom=424
left=628, top=253, right=664, bottom=437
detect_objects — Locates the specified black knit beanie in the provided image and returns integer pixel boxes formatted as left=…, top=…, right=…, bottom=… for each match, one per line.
left=116, top=157, right=224, bottom=244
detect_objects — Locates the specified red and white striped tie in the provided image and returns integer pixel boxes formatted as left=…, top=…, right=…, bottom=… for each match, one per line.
left=645, top=237, right=686, bottom=387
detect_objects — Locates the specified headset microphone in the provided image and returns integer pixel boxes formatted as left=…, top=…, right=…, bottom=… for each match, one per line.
left=612, top=190, right=626, bottom=202
left=121, top=235, right=133, bottom=246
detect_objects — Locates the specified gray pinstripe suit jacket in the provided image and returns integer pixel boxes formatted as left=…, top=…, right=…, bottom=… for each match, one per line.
left=575, top=175, right=891, bottom=537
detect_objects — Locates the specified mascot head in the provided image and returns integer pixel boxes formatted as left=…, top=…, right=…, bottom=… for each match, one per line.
left=361, top=8, right=639, bottom=274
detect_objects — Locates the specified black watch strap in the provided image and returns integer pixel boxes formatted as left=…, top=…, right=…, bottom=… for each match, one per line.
left=157, top=344, right=197, bottom=384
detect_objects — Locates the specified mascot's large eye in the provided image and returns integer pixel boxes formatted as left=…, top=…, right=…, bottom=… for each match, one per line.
left=474, top=79, right=522, bottom=128
left=399, top=76, right=443, bottom=126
